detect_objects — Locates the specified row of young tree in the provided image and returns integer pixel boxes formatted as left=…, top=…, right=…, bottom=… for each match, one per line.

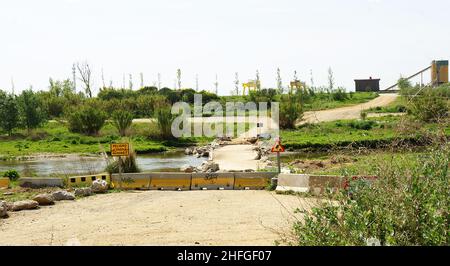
left=0, top=78, right=223, bottom=137
left=0, top=89, right=47, bottom=136
left=0, top=76, right=359, bottom=137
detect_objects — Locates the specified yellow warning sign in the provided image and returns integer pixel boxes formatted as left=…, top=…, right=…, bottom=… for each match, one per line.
left=111, top=143, right=130, bottom=156
left=271, top=142, right=285, bottom=153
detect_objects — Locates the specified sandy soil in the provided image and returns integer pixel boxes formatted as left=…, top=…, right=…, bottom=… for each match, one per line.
left=300, top=93, right=399, bottom=125
left=0, top=190, right=310, bottom=246
left=211, top=145, right=260, bottom=171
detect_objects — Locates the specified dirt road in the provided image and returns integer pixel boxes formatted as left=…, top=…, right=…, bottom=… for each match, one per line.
left=210, top=94, right=397, bottom=171
left=300, top=93, right=398, bottom=124
left=0, top=190, right=309, bottom=246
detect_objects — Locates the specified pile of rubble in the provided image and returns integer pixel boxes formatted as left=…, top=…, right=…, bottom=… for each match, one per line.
left=181, top=160, right=220, bottom=173
left=0, top=179, right=109, bottom=219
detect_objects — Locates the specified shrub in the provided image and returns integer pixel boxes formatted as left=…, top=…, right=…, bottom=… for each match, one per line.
left=408, top=86, right=449, bottom=123
left=0, top=91, right=19, bottom=135
left=289, top=145, right=449, bottom=246
left=154, top=107, right=175, bottom=139
left=349, top=120, right=376, bottom=130
left=105, top=142, right=140, bottom=173
left=360, top=111, right=368, bottom=120
left=68, top=105, right=107, bottom=135
left=3, top=169, right=20, bottom=181
left=45, top=96, right=65, bottom=118
left=331, top=88, right=348, bottom=101
left=17, top=89, right=47, bottom=133
left=112, top=110, right=133, bottom=136
left=279, top=93, right=303, bottom=129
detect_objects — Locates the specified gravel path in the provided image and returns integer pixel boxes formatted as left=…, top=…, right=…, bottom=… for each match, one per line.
left=300, top=93, right=399, bottom=124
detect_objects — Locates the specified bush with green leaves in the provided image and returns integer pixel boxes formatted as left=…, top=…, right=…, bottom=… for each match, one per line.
left=68, top=105, right=107, bottom=135
left=348, top=120, right=376, bottom=130
left=154, top=107, right=175, bottom=139
left=289, top=144, right=449, bottom=246
left=0, top=91, right=19, bottom=135
left=112, top=110, right=133, bottom=136
left=17, top=89, right=47, bottom=133
left=279, top=93, right=303, bottom=129
left=331, top=88, right=349, bottom=101
left=105, top=142, right=140, bottom=173
left=3, top=169, right=20, bottom=181
left=408, top=86, right=449, bottom=123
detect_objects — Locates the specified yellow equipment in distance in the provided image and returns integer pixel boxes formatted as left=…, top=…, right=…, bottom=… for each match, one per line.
left=289, top=80, right=306, bottom=92
left=242, top=80, right=261, bottom=96
left=431, top=60, right=449, bottom=86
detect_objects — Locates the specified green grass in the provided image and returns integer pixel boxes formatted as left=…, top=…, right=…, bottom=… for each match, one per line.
left=309, top=151, right=424, bottom=176
left=281, top=116, right=450, bottom=151
left=366, top=96, right=407, bottom=113
left=221, top=92, right=379, bottom=112
left=303, top=92, right=378, bottom=111
left=0, top=121, right=254, bottom=157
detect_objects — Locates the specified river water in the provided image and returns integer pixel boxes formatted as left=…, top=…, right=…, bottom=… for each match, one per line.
left=0, top=151, right=205, bottom=177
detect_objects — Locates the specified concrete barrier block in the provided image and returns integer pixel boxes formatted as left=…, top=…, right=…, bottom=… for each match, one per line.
left=19, top=177, right=64, bottom=188
left=191, top=173, right=234, bottom=190
left=150, top=173, right=191, bottom=191
left=111, top=173, right=151, bottom=190
left=67, top=173, right=110, bottom=187
left=309, top=175, right=344, bottom=195
left=234, top=172, right=276, bottom=190
left=276, top=174, right=309, bottom=193
left=0, top=178, right=10, bottom=189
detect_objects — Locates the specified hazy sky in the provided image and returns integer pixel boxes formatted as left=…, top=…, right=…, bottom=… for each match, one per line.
left=1, top=0, right=449, bottom=95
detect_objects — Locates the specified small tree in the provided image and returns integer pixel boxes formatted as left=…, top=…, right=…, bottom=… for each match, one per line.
left=77, top=61, right=93, bottom=98
left=409, top=86, right=449, bottom=123
left=68, top=105, right=106, bottom=135
left=256, top=70, right=261, bottom=90
left=176, top=69, right=182, bottom=90
left=17, top=89, right=46, bottom=134
left=279, top=92, right=303, bottom=129
left=0, top=92, right=19, bottom=135
left=327, top=67, right=334, bottom=92
left=276, top=67, right=283, bottom=94
left=234, top=72, right=240, bottom=95
left=154, top=107, right=175, bottom=139
left=112, top=110, right=133, bottom=136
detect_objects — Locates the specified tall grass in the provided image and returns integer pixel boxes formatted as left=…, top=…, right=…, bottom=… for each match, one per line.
left=287, top=143, right=449, bottom=246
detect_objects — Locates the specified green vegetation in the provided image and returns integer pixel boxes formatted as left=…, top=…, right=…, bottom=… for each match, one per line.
left=281, top=116, right=450, bottom=151
left=405, top=85, right=450, bottom=122
left=279, top=92, right=303, bottom=129
left=2, top=169, right=20, bottom=181
left=17, top=89, right=47, bottom=133
left=0, top=122, right=168, bottom=156
left=289, top=145, right=449, bottom=246
left=68, top=105, right=107, bottom=135
left=105, top=141, right=140, bottom=173
left=302, top=91, right=378, bottom=111
left=0, top=91, right=19, bottom=136
left=112, top=110, right=133, bottom=137
left=155, top=107, right=175, bottom=139
left=222, top=90, right=378, bottom=112
left=367, top=96, right=407, bottom=114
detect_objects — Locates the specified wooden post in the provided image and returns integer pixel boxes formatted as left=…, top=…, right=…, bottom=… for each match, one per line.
left=277, top=151, right=281, bottom=173
left=118, top=156, right=123, bottom=189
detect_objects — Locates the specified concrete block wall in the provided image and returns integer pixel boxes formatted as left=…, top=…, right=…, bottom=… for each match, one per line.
left=18, top=177, right=65, bottom=188
left=276, top=174, right=344, bottom=194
